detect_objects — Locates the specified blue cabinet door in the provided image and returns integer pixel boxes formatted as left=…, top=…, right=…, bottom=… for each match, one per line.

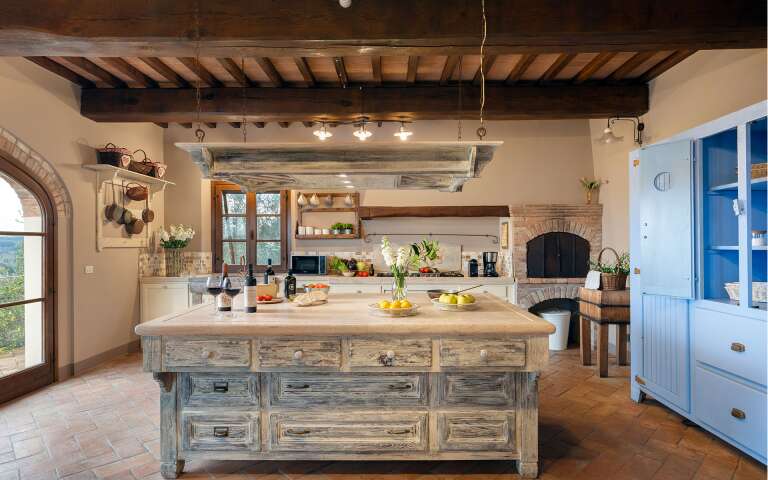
left=639, top=141, right=694, bottom=299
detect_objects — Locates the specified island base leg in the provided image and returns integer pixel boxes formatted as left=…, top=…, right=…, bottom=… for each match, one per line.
left=518, top=461, right=538, bottom=478
left=160, top=460, right=185, bottom=479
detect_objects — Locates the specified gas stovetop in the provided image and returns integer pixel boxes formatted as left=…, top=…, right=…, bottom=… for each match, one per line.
left=375, top=271, right=465, bottom=278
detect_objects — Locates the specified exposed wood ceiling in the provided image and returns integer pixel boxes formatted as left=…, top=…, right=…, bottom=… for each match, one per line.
left=3, top=0, right=764, bottom=127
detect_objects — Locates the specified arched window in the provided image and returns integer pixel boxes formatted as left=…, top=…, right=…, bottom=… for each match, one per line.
left=0, top=155, right=55, bottom=403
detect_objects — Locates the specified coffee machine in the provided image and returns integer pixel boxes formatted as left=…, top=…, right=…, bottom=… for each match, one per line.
left=482, top=251, right=499, bottom=277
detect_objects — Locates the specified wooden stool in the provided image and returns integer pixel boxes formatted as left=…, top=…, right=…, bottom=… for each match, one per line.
left=578, top=287, right=630, bottom=377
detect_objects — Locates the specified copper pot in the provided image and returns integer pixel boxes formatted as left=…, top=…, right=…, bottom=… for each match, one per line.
left=125, top=218, right=145, bottom=235
left=125, top=183, right=148, bottom=201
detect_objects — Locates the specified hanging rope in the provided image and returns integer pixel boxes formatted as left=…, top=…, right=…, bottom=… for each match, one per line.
left=476, top=0, right=487, bottom=140
left=193, top=0, right=205, bottom=142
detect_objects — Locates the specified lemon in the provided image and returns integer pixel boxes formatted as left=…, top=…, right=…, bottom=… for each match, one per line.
left=390, top=300, right=402, bottom=309
left=400, top=300, right=412, bottom=308
left=378, top=300, right=391, bottom=309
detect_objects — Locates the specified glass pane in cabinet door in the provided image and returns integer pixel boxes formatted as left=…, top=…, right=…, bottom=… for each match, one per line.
left=256, top=193, right=280, bottom=214
left=0, top=301, right=44, bottom=378
left=749, top=117, right=767, bottom=309
left=256, top=242, right=281, bottom=265
left=221, top=241, right=247, bottom=265
left=701, top=128, right=739, bottom=304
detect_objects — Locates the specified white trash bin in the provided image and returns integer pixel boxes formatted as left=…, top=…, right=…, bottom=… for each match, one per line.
left=539, top=309, right=571, bottom=351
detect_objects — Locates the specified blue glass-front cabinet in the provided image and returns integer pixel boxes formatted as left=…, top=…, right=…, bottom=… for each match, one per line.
left=630, top=101, right=767, bottom=464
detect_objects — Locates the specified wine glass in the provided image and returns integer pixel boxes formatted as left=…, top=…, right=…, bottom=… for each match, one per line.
left=206, top=275, right=223, bottom=316
left=222, top=277, right=242, bottom=318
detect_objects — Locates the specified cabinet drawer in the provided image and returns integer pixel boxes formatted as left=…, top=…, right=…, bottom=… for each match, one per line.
left=164, top=339, right=251, bottom=368
left=181, top=412, right=259, bottom=452
left=693, top=366, right=766, bottom=455
left=437, top=412, right=516, bottom=451
left=349, top=337, right=432, bottom=368
left=440, top=338, right=526, bottom=368
left=182, top=373, right=258, bottom=407
left=269, top=412, right=428, bottom=452
left=269, top=373, right=427, bottom=407
left=259, top=338, right=341, bottom=369
left=694, top=308, right=766, bottom=386
left=438, top=373, right=513, bottom=407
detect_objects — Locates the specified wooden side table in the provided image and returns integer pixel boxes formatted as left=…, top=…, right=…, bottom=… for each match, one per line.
left=578, top=287, right=630, bottom=377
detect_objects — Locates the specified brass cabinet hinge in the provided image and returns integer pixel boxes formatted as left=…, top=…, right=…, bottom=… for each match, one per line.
left=634, top=375, right=646, bottom=386
left=633, top=159, right=640, bottom=167
left=634, top=267, right=641, bottom=274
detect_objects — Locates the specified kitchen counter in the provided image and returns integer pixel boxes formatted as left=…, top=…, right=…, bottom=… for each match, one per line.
left=138, top=293, right=550, bottom=479
left=294, top=275, right=516, bottom=285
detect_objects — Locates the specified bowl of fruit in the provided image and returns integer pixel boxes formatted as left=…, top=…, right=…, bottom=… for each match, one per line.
left=368, top=298, right=419, bottom=317
left=303, top=283, right=330, bottom=294
left=431, top=292, right=478, bottom=311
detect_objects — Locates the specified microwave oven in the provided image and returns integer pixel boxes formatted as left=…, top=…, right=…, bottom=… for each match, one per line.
left=291, top=255, right=327, bottom=275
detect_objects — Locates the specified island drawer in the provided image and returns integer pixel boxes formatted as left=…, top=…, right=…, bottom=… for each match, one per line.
left=438, top=373, right=513, bottom=406
left=437, top=411, right=516, bottom=451
left=181, top=373, right=259, bottom=407
left=181, top=412, right=259, bottom=452
left=440, top=338, right=526, bottom=368
left=268, top=372, right=427, bottom=407
left=268, top=412, right=428, bottom=452
left=259, top=338, right=341, bottom=369
left=348, top=337, right=432, bottom=368
left=164, top=338, right=251, bottom=369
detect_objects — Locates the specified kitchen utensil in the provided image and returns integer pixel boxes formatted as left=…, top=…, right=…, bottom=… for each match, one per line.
left=367, top=303, right=420, bottom=317
left=125, top=183, right=148, bottom=201
left=341, top=271, right=356, bottom=277
left=256, top=298, right=284, bottom=304
left=344, top=194, right=354, bottom=206
left=426, top=285, right=481, bottom=299
left=104, top=182, right=116, bottom=221
left=322, top=228, right=330, bottom=235
left=752, top=230, right=767, bottom=246
left=142, top=196, right=155, bottom=223
left=430, top=298, right=480, bottom=311
left=309, top=193, right=320, bottom=207
left=111, top=183, right=125, bottom=223
left=297, top=193, right=308, bottom=207
left=303, top=284, right=331, bottom=295
left=118, top=185, right=132, bottom=225
left=482, top=251, right=499, bottom=277
left=323, top=195, right=333, bottom=207
left=96, top=143, right=132, bottom=168
left=125, top=218, right=145, bottom=235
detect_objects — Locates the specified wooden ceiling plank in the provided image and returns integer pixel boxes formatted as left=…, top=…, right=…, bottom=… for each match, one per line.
left=278, top=122, right=291, bottom=128
left=204, top=122, right=217, bottom=128
left=333, top=57, right=349, bottom=87
left=406, top=56, right=419, bottom=83
left=607, top=51, right=657, bottom=81
left=505, top=54, right=536, bottom=85
left=217, top=58, right=252, bottom=87
left=440, top=55, right=461, bottom=85
left=371, top=56, right=382, bottom=85
left=294, top=57, right=316, bottom=87
left=253, top=122, right=266, bottom=128
left=229, top=122, right=242, bottom=128
left=473, top=55, right=497, bottom=86
left=61, top=57, right=126, bottom=88
left=640, top=50, right=696, bottom=82
left=81, top=84, right=649, bottom=122
left=178, top=57, right=223, bottom=87
left=302, top=121, right=315, bottom=127
left=25, top=56, right=95, bottom=88
left=100, top=57, right=158, bottom=88
left=573, top=52, right=617, bottom=84
left=539, top=53, right=576, bottom=83
left=254, top=57, right=283, bottom=87
left=179, top=123, right=193, bottom=128
left=154, top=122, right=168, bottom=128
left=140, top=57, right=190, bottom=88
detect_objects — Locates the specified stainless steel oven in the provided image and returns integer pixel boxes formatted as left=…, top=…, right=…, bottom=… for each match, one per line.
left=290, top=255, right=327, bottom=275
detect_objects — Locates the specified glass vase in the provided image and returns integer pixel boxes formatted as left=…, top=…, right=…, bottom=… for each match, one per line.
left=165, top=248, right=184, bottom=277
left=391, top=275, right=408, bottom=301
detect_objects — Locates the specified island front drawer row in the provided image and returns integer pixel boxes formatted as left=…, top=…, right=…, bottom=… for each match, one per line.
left=158, top=336, right=537, bottom=370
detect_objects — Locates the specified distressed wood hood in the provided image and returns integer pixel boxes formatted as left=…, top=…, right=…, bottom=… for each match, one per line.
left=175, top=141, right=503, bottom=192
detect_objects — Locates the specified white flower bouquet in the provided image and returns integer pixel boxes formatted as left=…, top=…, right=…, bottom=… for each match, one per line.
left=381, top=237, right=418, bottom=300
left=159, top=224, right=195, bottom=249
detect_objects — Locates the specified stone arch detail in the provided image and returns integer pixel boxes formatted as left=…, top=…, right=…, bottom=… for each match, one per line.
left=0, top=128, right=72, bottom=217
left=523, top=218, right=597, bottom=246
left=518, top=285, right=581, bottom=309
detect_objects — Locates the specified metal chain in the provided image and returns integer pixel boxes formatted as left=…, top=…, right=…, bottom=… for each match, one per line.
left=457, top=58, right=463, bottom=141
left=476, top=0, right=487, bottom=140
left=241, top=57, right=248, bottom=143
left=193, top=0, right=205, bottom=142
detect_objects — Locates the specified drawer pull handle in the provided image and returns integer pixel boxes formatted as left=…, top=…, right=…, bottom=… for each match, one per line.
left=480, top=349, right=489, bottom=361
left=293, top=350, right=304, bottom=361
left=730, top=342, right=746, bottom=353
left=388, top=383, right=413, bottom=390
left=200, top=350, right=215, bottom=360
left=213, top=427, right=229, bottom=438
left=286, top=429, right=311, bottom=436
left=212, top=382, right=229, bottom=393
left=286, top=384, right=311, bottom=390
left=379, top=350, right=396, bottom=367
left=387, top=428, right=412, bottom=435
left=731, top=408, right=746, bottom=420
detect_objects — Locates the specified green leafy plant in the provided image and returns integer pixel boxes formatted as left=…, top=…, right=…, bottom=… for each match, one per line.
left=580, top=178, right=603, bottom=191
left=330, top=222, right=346, bottom=231
left=330, top=256, right=349, bottom=273
left=590, top=252, right=630, bottom=275
left=411, top=239, right=440, bottom=265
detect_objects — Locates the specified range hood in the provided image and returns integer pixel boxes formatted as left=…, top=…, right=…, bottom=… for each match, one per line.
left=175, top=141, right=503, bottom=192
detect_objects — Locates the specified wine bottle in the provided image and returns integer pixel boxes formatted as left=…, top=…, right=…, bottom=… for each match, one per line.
left=284, top=269, right=297, bottom=299
left=264, top=258, right=275, bottom=284
left=243, top=264, right=258, bottom=313
left=217, top=263, right=232, bottom=312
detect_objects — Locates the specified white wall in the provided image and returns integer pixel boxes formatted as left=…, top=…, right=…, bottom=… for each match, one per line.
left=591, top=49, right=768, bottom=252
left=0, top=58, right=165, bottom=370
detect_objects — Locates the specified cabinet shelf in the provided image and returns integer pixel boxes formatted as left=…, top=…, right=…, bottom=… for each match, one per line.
left=299, top=207, right=356, bottom=213
left=707, top=177, right=767, bottom=193
left=83, top=164, right=174, bottom=193
left=295, top=234, right=359, bottom=240
left=707, top=245, right=767, bottom=251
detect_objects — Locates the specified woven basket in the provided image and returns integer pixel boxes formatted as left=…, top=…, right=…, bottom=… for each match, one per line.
left=128, top=149, right=155, bottom=176
left=752, top=163, right=767, bottom=179
left=596, top=247, right=628, bottom=291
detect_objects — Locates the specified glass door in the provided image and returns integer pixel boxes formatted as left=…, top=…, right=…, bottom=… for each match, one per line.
left=0, top=159, right=54, bottom=403
left=747, top=117, right=767, bottom=310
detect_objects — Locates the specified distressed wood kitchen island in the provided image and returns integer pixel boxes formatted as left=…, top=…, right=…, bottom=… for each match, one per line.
left=136, top=293, right=554, bottom=478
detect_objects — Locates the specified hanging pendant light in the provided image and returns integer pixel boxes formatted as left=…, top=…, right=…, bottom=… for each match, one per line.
left=393, top=122, right=413, bottom=141
left=313, top=122, right=333, bottom=141
left=595, top=126, right=624, bottom=144
left=353, top=121, right=372, bottom=141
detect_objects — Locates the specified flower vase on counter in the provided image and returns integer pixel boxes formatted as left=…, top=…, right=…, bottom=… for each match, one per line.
left=159, top=224, right=196, bottom=277
left=392, top=275, right=408, bottom=301
left=381, top=237, right=418, bottom=302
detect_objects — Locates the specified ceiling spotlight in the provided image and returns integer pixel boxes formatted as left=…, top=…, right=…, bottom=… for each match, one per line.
left=345, top=185, right=355, bottom=189
left=339, top=0, right=352, bottom=7
left=393, top=122, right=413, bottom=141
left=342, top=180, right=351, bottom=184
left=336, top=173, right=348, bottom=178
left=313, top=122, right=333, bottom=141
left=353, top=122, right=372, bottom=141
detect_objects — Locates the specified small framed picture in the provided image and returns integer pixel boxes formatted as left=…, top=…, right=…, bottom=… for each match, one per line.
left=500, top=222, right=509, bottom=249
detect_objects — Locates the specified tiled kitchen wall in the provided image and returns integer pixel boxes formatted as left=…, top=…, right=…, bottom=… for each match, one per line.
left=139, top=251, right=212, bottom=277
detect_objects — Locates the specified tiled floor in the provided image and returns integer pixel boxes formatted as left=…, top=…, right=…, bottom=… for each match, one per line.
left=0, top=349, right=764, bottom=480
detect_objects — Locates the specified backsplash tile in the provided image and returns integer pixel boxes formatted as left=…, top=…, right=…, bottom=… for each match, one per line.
left=139, top=251, right=212, bottom=277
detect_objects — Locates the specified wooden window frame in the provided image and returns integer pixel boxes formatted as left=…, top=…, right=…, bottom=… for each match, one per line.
left=211, top=182, right=289, bottom=272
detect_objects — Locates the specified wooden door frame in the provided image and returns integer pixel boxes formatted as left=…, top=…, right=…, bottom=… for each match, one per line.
left=0, top=153, right=57, bottom=404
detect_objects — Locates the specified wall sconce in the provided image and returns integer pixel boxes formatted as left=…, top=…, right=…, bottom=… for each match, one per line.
left=596, top=117, right=645, bottom=145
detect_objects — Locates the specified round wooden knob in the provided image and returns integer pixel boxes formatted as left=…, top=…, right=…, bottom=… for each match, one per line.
left=293, top=350, right=304, bottom=361
left=201, top=350, right=215, bottom=360
left=386, top=350, right=395, bottom=359
left=480, top=349, right=488, bottom=360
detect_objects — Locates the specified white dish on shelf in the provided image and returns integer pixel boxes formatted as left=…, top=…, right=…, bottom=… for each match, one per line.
left=256, top=298, right=284, bottom=304
left=430, top=298, right=480, bottom=311
left=367, top=303, right=420, bottom=317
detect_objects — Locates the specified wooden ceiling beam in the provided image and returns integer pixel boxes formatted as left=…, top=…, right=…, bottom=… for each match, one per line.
left=333, top=57, right=348, bottom=87
left=473, top=55, right=497, bottom=86
left=154, top=122, right=168, bottom=128
left=440, top=55, right=461, bottom=85
left=406, top=56, right=419, bottom=83
left=253, top=122, right=266, bottom=128
left=254, top=57, right=283, bottom=87
left=278, top=122, right=291, bottom=128
left=294, top=57, right=315, bottom=87
left=204, top=122, right=217, bottom=128
left=25, top=57, right=95, bottom=88
left=61, top=57, right=126, bottom=88
left=81, top=84, right=649, bottom=123
left=573, top=52, right=616, bottom=84
left=140, top=57, right=190, bottom=88
left=178, top=57, right=223, bottom=87
left=539, top=53, right=576, bottom=83
left=1, top=1, right=762, bottom=56
left=505, top=54, right=536, bottom=85
left=360, top=205, right=510, bottom=219
left=229, top=122, right=242, bottom=128
left=217, top=58, right=252, bottom=87
left=371, top=56, right=382, bottom=85
left=607, top=51, right=657, bottom=81
left=100, top=57, right=158, bottom=88
left=640, top=50, right=696, bottom=82
left=179, top=123, right=192, bottom=128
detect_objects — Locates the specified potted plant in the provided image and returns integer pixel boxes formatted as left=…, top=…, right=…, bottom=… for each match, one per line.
left=411, top=238, right=440, bottom=272
left=330, top=222, right=345, bottom=235
left=589, top=248, right=630, bottom=290
left=580, top=177, right=603, bottom=205
left=381, top=237, right=419, bottom=301
left=158, top=224, right=195, bottom=277
left=340, top=223, right=354, bottom=234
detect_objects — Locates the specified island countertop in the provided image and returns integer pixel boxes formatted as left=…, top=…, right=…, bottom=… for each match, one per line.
left=134, top=293, right=555, bottom=337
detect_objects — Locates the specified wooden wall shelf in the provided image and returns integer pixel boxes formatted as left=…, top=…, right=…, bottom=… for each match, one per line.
left=296, top=192, right=361, bottom=240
